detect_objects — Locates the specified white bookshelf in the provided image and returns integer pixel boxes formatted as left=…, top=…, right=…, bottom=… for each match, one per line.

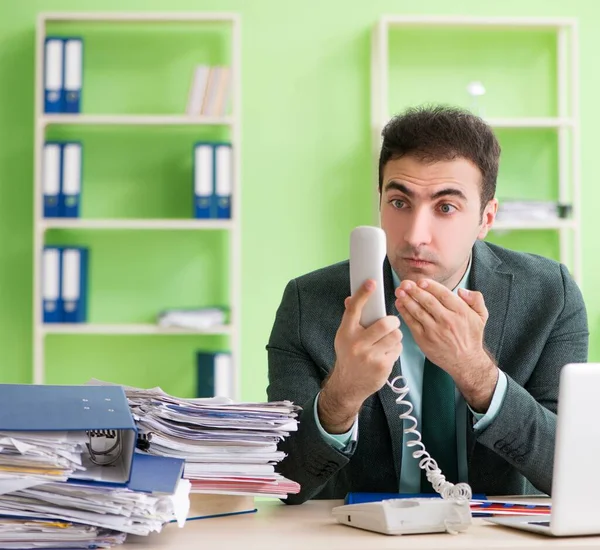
left=371, top=16, right=581, bottom=286
left=40, top=114, right=234, bottom=127
left=33, top=12, right=242, bottom=396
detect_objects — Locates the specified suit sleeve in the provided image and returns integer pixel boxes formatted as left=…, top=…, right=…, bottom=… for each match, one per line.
left=474, top=264, right=589, bottom=495
left=266, top=279, right=356, bottom=504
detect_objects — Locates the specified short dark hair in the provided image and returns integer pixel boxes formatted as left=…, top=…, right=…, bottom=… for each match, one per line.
left=378, top=105, right=501, bottom=212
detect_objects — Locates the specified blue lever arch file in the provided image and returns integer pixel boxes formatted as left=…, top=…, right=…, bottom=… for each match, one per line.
left=42, top=246, right=62, bottom=323
left=0, top=384, right=137, bottom=485
left=63, top=37, right=83, bottom=113
left=61, top=247, right=88, bottom=323
left=43, top=142, right=62, bottom=218
left=193, top=142, right=213, bottom=218
left=44, top=37, right=64, bottom=113
left=127, top=453, right=185, bottom=495
left=60, top=142, right=82, bottom=218
left=214, top=142, right=232, bottom=219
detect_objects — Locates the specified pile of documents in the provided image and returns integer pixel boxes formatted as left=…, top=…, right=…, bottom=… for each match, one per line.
left=89, top=380, right=301, bottom=498
left=495, top=200, right=570, bottom=222
left=0, top=384, right=189, bottom=549
left=157, top=307, right=227, bottom=330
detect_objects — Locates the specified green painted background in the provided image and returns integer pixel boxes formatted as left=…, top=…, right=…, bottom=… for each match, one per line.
left=0, top=0, right=597, bottom=401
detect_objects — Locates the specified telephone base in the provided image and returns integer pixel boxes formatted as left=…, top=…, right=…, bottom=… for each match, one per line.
left=332, top=498, right=472, bottom=536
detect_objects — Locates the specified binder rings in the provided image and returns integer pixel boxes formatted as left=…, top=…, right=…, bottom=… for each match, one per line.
left=193, top=143, right=213, bottom=218
left=0, top=384, right=137, bottom=485
left=61, top=142, right=82, bottom=217
left=43, top=142, right=62, bottom=218
left=44, top=37, right=64, bottom=113
left=214, top=143, right=232, bottom=219
left=42, top=247, right=62, bottom=323
left=61, top=247, right=89, bottom=323
left=63, top=38, right=83, bottom=113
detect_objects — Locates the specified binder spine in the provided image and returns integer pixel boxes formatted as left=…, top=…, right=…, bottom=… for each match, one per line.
left=44, top=37, right=64, bottom=113
left=42, top=247, right=62, bottom=323
left=43, top=142, right=62, bottom=218
left=194, top=142, right=213, bottom=218
left=214, top=143, right=232, bottom=219
left=196, top=351, right=232, bottom=398
left=61, top=142, right=82, bottom=218
left=62, top=247, right=89, bottom=323
left=64, top=37, right=83, bottom=113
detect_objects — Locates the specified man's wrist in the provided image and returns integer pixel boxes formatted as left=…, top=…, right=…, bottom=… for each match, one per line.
left=318, top=374, right=362, bottom=434
left=457, top=352, right=499, bottom=413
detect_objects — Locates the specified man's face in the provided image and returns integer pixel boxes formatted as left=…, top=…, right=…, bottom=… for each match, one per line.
left=379, top=155, right=497, bottom=290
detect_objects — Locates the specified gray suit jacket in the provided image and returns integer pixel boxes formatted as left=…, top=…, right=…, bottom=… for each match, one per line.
left=266, top=240, right=589, bottom=504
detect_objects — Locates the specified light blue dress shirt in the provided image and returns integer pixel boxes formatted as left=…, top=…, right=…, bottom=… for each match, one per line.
left=314, top=257, right=508, bottom=492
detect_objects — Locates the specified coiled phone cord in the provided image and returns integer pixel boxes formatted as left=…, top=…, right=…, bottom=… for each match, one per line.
left=386, top=376, right=472, bottom=502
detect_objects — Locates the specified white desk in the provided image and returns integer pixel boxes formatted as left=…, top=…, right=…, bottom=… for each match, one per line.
left=127, top=498, right=600, bottom=549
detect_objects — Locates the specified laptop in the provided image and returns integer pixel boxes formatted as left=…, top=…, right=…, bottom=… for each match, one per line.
left=486, top=362, right=600, bottom=536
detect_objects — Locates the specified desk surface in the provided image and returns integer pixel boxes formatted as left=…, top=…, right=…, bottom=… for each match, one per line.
left=128, top=497, right=600, bottom=550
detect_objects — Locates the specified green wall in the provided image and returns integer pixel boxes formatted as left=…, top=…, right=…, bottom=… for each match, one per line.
left=0, top=0, right=598, bottom=401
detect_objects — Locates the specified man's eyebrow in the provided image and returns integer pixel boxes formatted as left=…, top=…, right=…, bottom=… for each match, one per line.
left=385, top=181, right=468, bottom=202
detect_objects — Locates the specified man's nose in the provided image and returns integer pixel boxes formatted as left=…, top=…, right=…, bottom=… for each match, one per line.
left=403, top=208, right=432, bottom=248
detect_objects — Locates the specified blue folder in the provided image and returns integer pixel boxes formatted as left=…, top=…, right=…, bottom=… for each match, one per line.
left=345, top=492, right=487, bottom=504
left=0, top=384, right=137, bottom=485
left=127, top=452, right=185, bottom=495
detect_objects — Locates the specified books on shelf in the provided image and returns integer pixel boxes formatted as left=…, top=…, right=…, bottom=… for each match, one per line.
left=44, top=36, right=83, bottom=113
left=196, top=350, right=233, bottom=398
left=495, top=200, right=572, bottom=223
left=186, top=65, right=232, bottom=117
left=42, top=246, right=89, bottom=323
left=194, top=141, right=232, bottom=219
left=43, top=141, right=82, bottom=218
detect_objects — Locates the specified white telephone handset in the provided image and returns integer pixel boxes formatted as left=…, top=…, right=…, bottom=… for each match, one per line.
left=338, top=226, right=473, bottom=535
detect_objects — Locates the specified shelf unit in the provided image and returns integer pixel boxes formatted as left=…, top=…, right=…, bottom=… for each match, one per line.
left=33, top=12, right=242, bottom=394
left=371, top=15, right=581, bottom=285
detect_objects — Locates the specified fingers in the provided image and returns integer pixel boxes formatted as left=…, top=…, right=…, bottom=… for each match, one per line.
left=342, top=279, right=376, bottom=328
left=374, top=325, right=403, bottom=357
left=403, top=279, right=465, bottom=313
left=458, top=288, right=489, bottom=322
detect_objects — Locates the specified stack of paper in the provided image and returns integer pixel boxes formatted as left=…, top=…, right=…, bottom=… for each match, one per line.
left=0, top=477, right=189, bottom=538
left=157, top=307, right=227, bottom=330
left=89, top=380, right=301, bottom=498
left=0, top=431, right=87, bottom=481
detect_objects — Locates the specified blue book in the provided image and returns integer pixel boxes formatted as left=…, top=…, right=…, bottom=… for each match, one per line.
left=0, top=384, right=137, bottom=485
left=60, top=142, right=82, bottom=217
left=196, top=351, right=233, bottom=398
left=345, top=492, right=487, bottom=504
left=44, top=37, right=64, bottom=113
left=42, top=246, right=62, bottom=323
left=193, top=142, right=213, bottom=218
left=42, top=142, right=62, bottom=218
left=63, top=37, right=83, bottom=113
left=61, top=247, right=89, bottom=323
left=214, top=142, right=232, bottom=219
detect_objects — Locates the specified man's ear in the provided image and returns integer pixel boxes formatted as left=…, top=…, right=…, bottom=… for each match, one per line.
left=477, top=198, right=498, bottom=240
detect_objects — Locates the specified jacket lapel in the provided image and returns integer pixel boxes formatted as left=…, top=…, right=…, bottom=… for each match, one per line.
left=377, top=257, right=404, bottom=484
left=465, top=240, right=514, bottom=459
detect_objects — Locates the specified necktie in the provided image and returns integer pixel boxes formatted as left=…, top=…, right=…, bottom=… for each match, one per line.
left=420, top=358, right=458, bottom=492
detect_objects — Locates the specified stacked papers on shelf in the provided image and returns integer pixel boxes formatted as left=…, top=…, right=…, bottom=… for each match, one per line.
left=157, top=308, right=227, bottom=330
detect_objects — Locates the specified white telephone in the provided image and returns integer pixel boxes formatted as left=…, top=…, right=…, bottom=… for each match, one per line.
left=335, top=226, right=473, bottom=535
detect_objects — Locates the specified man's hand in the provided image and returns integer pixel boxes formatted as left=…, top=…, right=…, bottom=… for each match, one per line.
left=395, top=279, right=498, bottom=412
left=318, top=279, right=403, bottom=433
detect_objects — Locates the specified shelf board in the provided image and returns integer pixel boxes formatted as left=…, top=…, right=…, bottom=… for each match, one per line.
left=485, top=117, right=574, bottom=129
left=492, top=219, right=576, bottom=231
left=40, top=219, right=234, bottom=231
left=41, top=323, right=233, bottom=335
left=40, top=114, right=234, bottom=127
left=382, top=15, right=576, bottom=29
left=41, top=12, right=239, bottom=23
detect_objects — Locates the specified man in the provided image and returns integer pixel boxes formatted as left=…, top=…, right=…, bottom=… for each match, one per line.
left=266, top=105, right=589, bottom=504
